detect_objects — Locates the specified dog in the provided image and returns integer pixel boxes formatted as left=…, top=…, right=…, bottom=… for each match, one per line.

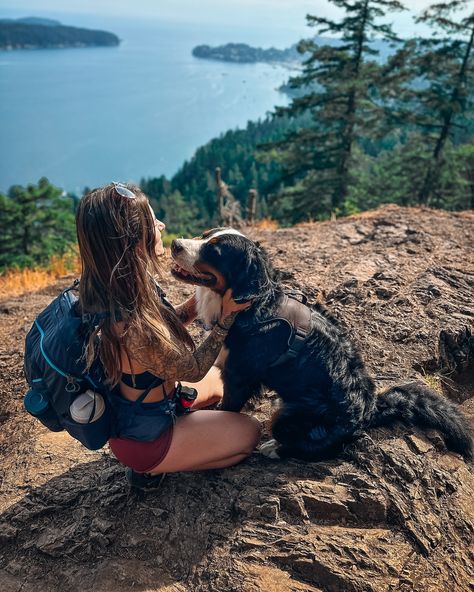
left=170, top=228, right=473, bottom=462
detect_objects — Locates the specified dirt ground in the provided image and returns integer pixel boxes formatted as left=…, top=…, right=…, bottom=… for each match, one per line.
left=0, top=205, right=473, bottom=592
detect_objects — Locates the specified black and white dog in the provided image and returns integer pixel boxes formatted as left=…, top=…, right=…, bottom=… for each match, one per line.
left=171, top=228, right=473, bottom=462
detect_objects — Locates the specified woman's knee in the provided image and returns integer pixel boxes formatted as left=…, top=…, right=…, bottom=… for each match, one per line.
left=238, top=415, right=261, bottom=454
left=216, top=411, right=260, bottom=456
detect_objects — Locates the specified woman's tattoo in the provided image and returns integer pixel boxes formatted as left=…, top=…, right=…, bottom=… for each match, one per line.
left=124, top=318, right=233, bottom=383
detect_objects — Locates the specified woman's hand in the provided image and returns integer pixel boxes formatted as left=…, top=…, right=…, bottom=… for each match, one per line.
left=219, top=288, right=252, bottom=329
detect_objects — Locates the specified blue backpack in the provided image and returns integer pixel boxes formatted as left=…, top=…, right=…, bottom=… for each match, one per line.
left=23, top=281, right=114, bottom=450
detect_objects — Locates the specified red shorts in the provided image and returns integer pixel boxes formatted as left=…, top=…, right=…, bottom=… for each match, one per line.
left=109, top=426, right=173, bottom=473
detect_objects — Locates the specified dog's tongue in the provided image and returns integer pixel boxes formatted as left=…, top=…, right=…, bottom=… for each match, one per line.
left=174, top=264, right=189, bottom=276
left=174, top=264, right=213, bottom=281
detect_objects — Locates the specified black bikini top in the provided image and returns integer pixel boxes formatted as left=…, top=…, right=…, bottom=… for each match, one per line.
left=121, top=370, right=165, bottom=390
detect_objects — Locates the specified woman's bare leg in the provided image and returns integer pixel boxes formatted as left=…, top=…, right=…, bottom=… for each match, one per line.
left=148, top=410, right=261, bottom=474
left=182, top=365, right=223, bottom=409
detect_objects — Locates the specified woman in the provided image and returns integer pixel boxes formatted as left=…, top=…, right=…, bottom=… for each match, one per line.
left=76, top=182, right=260, bottom=482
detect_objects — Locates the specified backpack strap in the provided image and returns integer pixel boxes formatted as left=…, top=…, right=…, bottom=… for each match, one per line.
left=268, top=294, right=313, bottom=368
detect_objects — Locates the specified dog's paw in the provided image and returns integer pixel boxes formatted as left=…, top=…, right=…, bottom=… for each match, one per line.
left=258, top=439, right=281, bottom=459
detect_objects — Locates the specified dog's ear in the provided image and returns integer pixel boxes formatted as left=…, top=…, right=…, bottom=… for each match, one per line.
left=230, top=245, right=272, bottom=302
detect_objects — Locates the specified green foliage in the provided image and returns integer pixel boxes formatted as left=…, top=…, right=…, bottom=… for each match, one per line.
left=140, top=116, right=309, bottom=234
left=347, top=136, right=474, bottom=211
left=0, top=178, right=76, bottom=270
left=385, top=0, right=474, bottom=203
left=266, top=0, right=407, bottom=218
left=151, top=189, right=199, bottom=237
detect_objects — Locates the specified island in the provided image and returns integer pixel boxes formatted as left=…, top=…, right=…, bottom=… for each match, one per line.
left=192, top=38, right=396, bottom=67
left=0, top=17, right=120, bottom=50
left=192, top=42, right=300, bottom=64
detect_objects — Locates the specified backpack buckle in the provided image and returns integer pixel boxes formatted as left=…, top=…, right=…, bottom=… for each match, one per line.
left=65, top=376, right=81, bottom=393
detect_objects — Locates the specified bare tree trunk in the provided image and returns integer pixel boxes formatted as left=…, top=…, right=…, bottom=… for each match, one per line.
left=334, top=0, right=369, bottom=211
left=215, top=167, right=224, bottom=225
left=214, top=167, right=243, bottom=227
left=247, top=189, right=257, bottom=225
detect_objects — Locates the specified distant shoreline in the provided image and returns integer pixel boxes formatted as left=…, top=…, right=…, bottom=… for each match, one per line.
left=0, top=17, right=120, bottom=51
left=0, top=42, right=120, bottom=52
left=192, top=37, right=398, bottom=67
left=192, top=42, right=301, bottom=66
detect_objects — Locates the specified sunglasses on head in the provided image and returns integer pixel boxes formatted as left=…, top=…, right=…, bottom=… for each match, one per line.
left=112, top=182, right=136, bottom=199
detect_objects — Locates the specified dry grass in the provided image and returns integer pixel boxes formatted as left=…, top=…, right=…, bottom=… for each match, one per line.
left=421, top=373, right=444, bottom=396
left=253, top=218, right=279, bottom=230
left=0, top=251, right=80, bottom=300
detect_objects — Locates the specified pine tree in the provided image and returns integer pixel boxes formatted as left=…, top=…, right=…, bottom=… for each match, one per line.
left=0, top=193, right=22, bottom=268
left=1, top=177, right=76, bottom=269
left=270, top=0, right=406, bottom=220
left=457, top=141, right=474, bottom=208
left=347, top=131, right=474, bottom=211
left=388, top=0, right=474, bottom=204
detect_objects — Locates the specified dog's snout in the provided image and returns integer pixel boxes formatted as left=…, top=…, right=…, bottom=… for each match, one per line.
left=171, top=239, right=184, bottom=257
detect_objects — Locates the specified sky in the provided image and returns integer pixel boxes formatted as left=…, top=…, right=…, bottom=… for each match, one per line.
left=1, top=0, right=467, bottom=41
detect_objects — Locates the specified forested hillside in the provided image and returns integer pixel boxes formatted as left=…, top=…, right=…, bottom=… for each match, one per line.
left=192, top=42, right=300, bottom=63
left=141, top=0, right=474, bottom=229
left=0, top=0, right=472, bottom=271
left=140, top=115, right=311, bottom=233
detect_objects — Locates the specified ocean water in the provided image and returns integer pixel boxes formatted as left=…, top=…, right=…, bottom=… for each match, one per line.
left=0, top=17, right=294, bottom=194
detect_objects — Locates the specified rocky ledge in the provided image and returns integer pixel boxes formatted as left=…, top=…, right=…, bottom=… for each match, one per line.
left=0, top=205, right=473, bottom=591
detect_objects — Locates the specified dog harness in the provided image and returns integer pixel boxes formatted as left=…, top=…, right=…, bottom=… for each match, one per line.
left=267, top=292, right=313, bottom=367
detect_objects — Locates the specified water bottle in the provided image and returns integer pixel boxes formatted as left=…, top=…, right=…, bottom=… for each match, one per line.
left=69, top=389, right=105, bottom=423
left=24, top=389, right=63, bottom=431
left=67, top=389, right=110, bottom=450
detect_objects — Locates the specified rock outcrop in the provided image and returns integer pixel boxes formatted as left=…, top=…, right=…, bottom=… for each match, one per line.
left=1, top=206, right=473, bottom=592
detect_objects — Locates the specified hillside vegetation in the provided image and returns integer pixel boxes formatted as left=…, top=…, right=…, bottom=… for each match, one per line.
left=143, top=0, right=474, bottom=230
left=0, top=0, right=472, bottom=273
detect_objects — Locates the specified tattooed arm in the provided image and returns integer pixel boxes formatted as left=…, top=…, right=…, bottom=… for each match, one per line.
left=125, top=313, right=236, bottom=383
left=126, top=289, right=251, bottom=382
left=174, top=294, right=198, bottom=326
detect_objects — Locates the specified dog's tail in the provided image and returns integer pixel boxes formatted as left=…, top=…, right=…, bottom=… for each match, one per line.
left=369, top=381, right=473, bottom=460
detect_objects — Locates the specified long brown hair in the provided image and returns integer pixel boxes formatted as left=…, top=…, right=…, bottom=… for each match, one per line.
left=76, top=183, right=194, bottom=385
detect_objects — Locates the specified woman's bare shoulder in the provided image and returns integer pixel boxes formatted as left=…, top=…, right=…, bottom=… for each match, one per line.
left=120, top=322, right=180, bottom=376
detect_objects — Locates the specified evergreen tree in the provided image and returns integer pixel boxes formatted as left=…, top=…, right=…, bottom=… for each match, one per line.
left=270, top=0, right=406, bottom=221
left=0, top=194, right=22, bottom=268
left=388, top=0, right=474, bottom=204
left=348, top=134, right=473, bottom=210
left=0, top=177, right=76, bottom=270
